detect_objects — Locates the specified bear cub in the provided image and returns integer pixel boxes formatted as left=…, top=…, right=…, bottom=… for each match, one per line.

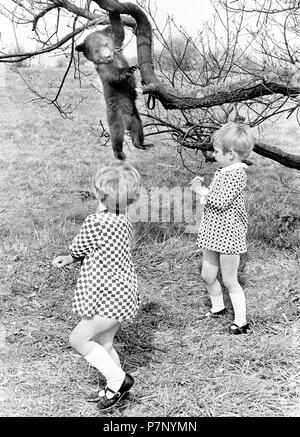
left=76, top=28, right=147, bottom=160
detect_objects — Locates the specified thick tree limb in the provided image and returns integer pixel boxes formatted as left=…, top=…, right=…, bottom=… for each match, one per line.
left=108, top=1, right=125, bottom=50
left=94, top=1, right=300, bottom=108
left=94, top=0, right=158, bottom=84
left=253, top=142, right=300, bottom=170
left=94, top=0, right=300, bottom=171
left=142, top=74, right=300, bottom=110
left=181, top=138, right=300, bottom=169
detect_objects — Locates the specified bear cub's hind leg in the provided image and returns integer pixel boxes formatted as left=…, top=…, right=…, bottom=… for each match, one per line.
left=123, top=107, right=150, bottom=151
left=107, top=107, right=126, bottom=160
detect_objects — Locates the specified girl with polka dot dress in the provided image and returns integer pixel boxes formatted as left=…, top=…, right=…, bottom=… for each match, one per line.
left=52, top=163, right=141, bottom=410
left=190, top=122, right=255, bottom=335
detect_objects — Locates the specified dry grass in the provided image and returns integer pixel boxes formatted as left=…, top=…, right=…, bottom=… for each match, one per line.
left=0, top=65, right=299, bottom=417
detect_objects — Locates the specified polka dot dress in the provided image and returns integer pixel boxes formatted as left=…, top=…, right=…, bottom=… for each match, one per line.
left=69, top=211, right=139, bottom=321
left=197, top=163, right=249, bottom=254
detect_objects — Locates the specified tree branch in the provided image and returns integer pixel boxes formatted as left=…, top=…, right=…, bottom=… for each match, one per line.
left=0, top=18, right=108, bottom=61
left=57, top=0, right=136, bottom=25
left=94, top=0, right=158, bottom=84
left=32, top=5, right=58, bottom=31
left=108, top=1, right=125, bottom=50
left=253, top=142, right=300, bottom=170
left=1, top=0, right=299, bottom=170
left=93, top=1, right=300, bottom=111
left=142, top=72, right=300, bottom=109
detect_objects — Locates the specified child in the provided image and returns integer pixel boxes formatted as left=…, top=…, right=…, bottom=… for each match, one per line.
left=52, top=162, right=141, bottom=410
left=189, top=122, right=255, bottom=334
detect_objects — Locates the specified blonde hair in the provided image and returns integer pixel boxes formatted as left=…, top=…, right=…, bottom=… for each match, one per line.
left=211, top=122, right=255, bottom=159
left=93, top=162, right=141, bottom=213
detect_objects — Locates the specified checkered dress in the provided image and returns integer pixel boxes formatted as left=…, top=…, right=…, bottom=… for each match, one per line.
left=197, top=163, right=249, bottom=254
left=69, top=211, right=139, bottom=321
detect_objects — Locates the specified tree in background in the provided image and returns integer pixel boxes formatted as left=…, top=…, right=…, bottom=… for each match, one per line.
left=0, top=0, right=299, bottom=169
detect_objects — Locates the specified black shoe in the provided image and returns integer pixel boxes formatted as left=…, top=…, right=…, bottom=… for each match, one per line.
left=85, top=388, right=104, bottom=403
left=205, top=308, right=228, bottom=318
left=97, top=373, right=134, bottom=411
left=229, top=322, right=251, bottom=335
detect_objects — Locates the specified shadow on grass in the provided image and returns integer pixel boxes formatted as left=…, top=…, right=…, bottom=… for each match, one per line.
left=83, top=300, right=169, bottom=395
left=116, top=301, right=167, bottom=371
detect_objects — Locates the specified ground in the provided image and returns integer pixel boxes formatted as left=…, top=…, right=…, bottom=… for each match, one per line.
left=0, top=65, right=299, bottom=417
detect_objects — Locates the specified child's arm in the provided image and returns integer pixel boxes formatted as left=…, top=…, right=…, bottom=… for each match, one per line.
left=206, top=171, right=247, bottom=210
left=68, top=215, right=101, bottom=259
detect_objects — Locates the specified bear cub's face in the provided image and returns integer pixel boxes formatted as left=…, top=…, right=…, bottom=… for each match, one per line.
left=76, top=30, right=115, bottom=65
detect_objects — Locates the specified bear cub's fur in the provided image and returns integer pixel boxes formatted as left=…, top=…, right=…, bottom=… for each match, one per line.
left=76, top=28, right=147, bottom=160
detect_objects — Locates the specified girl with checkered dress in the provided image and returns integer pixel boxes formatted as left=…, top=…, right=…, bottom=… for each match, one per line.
left=52, top=163, right=141, bottom=411
left=189, top=122, right=255, bottom=335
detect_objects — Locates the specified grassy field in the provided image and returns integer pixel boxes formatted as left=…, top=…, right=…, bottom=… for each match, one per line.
left=0, top=65, right=299, bottom=417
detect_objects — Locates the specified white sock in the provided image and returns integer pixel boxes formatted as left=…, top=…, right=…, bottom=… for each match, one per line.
left=110, top=346, right=121, bottom=367
left=85, top=341, right=125, bottom=399
left=209, top=294, right=225, bottom=313
left=229, top=292, right=247, bottom=327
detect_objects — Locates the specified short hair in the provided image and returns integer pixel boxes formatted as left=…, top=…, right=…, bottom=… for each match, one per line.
left=211, top=122, right=255, bottom=159
left=93, top=162, right=141, bottom=213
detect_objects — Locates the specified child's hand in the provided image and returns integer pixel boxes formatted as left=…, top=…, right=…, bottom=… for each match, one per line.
left=52, top=255, right=74, bottom=268
left=189, top=176, right=205, bottom=194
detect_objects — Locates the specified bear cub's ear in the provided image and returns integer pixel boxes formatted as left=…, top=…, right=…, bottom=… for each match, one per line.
left=75, top=43, right=85, bottom=53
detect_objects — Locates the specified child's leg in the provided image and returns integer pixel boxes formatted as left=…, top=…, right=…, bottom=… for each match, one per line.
left=220, top=254, right=247, bottom=327
left=201, top=249, right=225, bottom=313
left=69, top=316, right=126, bottom=398
left=95, top=324, right=121, bottom=367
